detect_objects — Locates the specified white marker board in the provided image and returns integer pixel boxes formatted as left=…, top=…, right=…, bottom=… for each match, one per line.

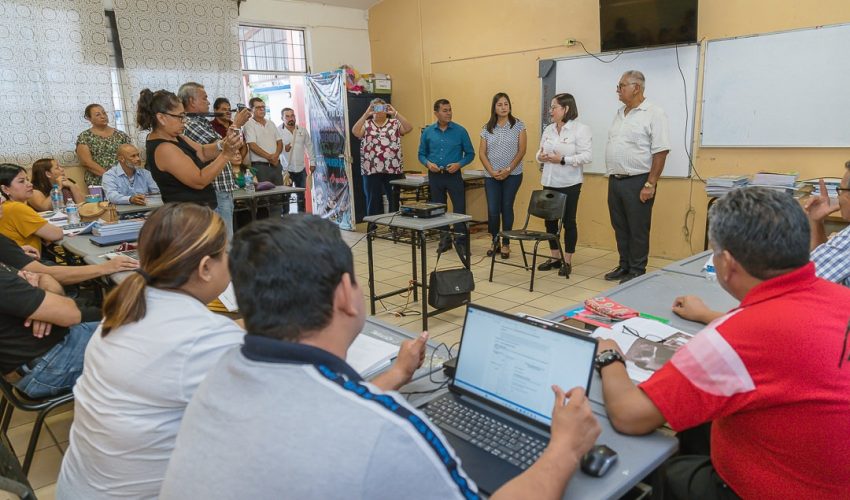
left=553, top=45, right=698, bottom=178
left=701, top=23, right=850, bottom=147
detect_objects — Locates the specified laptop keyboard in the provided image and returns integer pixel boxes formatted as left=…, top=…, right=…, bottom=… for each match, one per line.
left=423, top=397, right=547, bottom=470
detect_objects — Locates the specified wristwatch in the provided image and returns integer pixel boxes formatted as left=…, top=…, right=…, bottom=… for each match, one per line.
left=643, top=181, right=655, bottom=189
left=595, top=349, right=626, bottom=375
left=560, top=156, right=566, bottom=166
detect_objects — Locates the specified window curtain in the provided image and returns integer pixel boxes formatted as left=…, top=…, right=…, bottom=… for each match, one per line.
left=0, top=1, right=114, bottom=166
left=112, top=0, right=242, bottom=147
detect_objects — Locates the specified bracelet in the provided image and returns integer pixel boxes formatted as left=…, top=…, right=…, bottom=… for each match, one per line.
left=216, top=140, right=223, bottom=152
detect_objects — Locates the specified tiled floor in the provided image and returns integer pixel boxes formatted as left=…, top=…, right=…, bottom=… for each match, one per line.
left=7, top=226, right=674, bottom=498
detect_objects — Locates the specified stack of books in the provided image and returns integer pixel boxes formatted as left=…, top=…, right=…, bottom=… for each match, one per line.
left=799, top=177, right=842, bottom=199
left=92, top=219, right=145, bottom=237
left=750, top=171, right=799, bottom=192
left=705, top=174, right=749, bottom=197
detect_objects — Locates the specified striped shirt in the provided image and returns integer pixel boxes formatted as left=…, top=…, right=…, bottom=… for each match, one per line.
left=183, top=116, right=237, bottom=193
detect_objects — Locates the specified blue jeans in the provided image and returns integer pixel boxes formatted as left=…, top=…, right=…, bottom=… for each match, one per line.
left=15, top=321, right=99, bottom=398
left=428, top=170, right=467, bottom=244
left=362, top=173, right=403, bottom=216
left=215, top=191, right=235, bottom=240
left=484, top=173, right=523, bottom=245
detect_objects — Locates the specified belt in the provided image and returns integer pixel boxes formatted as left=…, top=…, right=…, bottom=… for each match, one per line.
left=610, top=173, right=648, bottom=180
left=251, top=161, right=271, bottom=166
left=3, top=357, right=41, bottom=384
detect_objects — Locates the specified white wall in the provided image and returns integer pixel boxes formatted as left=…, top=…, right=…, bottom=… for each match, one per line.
left=239, top=0, right=372, bottom=74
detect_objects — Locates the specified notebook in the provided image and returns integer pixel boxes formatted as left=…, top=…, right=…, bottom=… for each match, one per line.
left=420, top=303, right=598, bottom=493
left=347, top=334, right=398, bottom=378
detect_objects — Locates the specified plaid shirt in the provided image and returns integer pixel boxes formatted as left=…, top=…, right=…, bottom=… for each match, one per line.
left=184, top=116, right=237, bottom=193
left=811, top=224, right=850, bottom=288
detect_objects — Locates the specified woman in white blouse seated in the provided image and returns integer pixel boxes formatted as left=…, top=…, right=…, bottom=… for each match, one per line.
left=57, top=203, right=244, bottom=500
left=535, top=93, right=592, bottom=278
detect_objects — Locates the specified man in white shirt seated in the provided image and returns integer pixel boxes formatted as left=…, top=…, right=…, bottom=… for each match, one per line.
left=101, top=144, right=159, bottom=205
left=160, top=214, right=600, bottom=499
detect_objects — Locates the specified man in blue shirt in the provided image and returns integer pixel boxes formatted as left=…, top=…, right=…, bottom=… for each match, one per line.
left=101, top=144, right=159, bottom=205
left=418, top=99, right=475, bottom=259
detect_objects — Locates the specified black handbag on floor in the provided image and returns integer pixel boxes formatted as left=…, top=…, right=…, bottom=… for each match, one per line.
left=428, top=253, right=474, bottom=309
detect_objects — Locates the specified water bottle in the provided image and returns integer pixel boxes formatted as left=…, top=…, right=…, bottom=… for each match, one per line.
left=66, top=199, right=80, bottom=224
left=51, top=184, right=64, bottom=212
left=244, top=170, right=255, bottom=193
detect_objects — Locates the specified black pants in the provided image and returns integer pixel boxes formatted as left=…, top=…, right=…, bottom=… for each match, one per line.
left=653, top=456, right=740, bottom=500
left=428, top=170, right=467, bottom=244
left=363, top=172, right=403, bottom=216
left=288, top=169, right=308, bottom=212
left=543, top=183, right=582, bottom=253
left=607, top=173, right=654, bottom=274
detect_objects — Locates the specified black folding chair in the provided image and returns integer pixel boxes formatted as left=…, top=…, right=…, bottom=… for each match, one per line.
left=489, top=189, right=567, bottom=292
left=0, top=377, right=73, bottom=475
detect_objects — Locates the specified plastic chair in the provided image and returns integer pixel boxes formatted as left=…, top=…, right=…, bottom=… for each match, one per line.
left=488, top=189, right=568, bottom=292
left=0, top=377, right=73, bottom=475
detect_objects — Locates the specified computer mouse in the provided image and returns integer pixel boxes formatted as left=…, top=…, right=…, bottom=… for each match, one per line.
left=580, top=444, right=618, bottom=477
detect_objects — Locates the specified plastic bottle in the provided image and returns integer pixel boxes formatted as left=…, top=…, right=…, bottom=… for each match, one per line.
left=244, top=170, right=255, bottom=193
left=66, top=199, right=80, bottom=224
left=51, top=184, right=64, bottom=212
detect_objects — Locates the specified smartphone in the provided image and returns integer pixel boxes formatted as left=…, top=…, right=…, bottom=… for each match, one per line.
left=236, top=103, right=247, bottom=112
left=373, top=104, right=386, bottom=113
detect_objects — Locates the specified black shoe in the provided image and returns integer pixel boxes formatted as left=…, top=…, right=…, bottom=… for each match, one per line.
left=436, top=239, right=453, bottom=254
left=537, top=259, right=563, bottom=271
left=604, top=266, right=629, bottom=281
left=558, top=262, right=572, bottom=278
left=619, top=271, right=645, bottom=284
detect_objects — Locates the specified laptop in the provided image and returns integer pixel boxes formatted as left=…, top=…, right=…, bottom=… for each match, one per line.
left=420, top=303, right=598, bottom=494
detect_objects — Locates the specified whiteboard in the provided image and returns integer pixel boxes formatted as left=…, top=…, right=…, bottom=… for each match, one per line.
left=554, top=45, right=698, bottom=178
left=701, top=23, right=850, bottom=147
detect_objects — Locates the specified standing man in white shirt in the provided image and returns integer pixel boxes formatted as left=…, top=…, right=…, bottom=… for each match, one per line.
left=243, top=97, right=284, bottom=185
left=279, top=107, right=315, bottom=212
left=604, top=70, right=670, bottom=284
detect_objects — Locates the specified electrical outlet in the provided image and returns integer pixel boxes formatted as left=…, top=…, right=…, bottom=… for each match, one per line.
left=565, top=38, right=577, bottom=47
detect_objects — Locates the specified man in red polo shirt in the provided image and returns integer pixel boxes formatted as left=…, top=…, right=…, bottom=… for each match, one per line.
left=595, top=187, right=850, bottom=499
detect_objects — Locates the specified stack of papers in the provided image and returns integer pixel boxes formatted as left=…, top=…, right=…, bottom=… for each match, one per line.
left=592, top=317, right=693, bottom=382
left=92, top=219, right=144, bottom=237
left=750, top=171, right=799, bottom=191
left=799, top=177, right=842, bottom=200
left=347, top=334, right=398, bottom=378
left=705, top=174, right=749, bottom=197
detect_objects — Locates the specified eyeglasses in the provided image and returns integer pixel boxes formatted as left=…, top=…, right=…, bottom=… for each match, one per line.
left=253, top=106, right=266, bottom=111
left=835, top=186, right=850, bottom=195
left=161, top=112, right=188, bottom=121
left=616, top=82, right=638, bottom=90
left=549, top=105, right=564, bottom=111
left=621, top=324, right=663, bottom=342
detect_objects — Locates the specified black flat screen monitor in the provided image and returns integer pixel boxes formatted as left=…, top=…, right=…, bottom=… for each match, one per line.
left=600, top=0, right=698, bottom=52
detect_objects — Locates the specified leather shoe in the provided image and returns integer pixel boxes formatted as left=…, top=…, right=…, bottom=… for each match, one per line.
left=604, top=266, right=629, bottom=281
left=537, top=259, right=563, bottom=271
left=558, top=262, right=572, bottom=278
left=436, top=239, right=453, bottom=254
left=619, top=271, right=645, bottom=284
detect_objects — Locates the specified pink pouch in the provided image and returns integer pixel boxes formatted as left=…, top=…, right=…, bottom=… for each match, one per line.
left=584, top=296, right=639, bottom=320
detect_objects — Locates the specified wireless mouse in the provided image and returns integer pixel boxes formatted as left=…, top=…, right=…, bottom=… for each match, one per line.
left=581, top=444, right=618, bottom=477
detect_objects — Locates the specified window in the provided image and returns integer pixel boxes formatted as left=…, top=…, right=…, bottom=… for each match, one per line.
left=104, top=10, right=130, bottom=134
left=238, top=25, right=308, bottom=74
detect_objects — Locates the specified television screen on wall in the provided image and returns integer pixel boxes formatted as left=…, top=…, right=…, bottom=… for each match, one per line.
left=600, top=0, right=698, bottom=52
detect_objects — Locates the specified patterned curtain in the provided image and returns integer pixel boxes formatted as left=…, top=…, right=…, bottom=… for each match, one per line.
left=0, top=0, right=114, bottom=166
left=112, top=0, right=242, bottom=147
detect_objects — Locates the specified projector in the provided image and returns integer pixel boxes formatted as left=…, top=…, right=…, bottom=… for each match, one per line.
left=400, top=202, right=447, bottom=218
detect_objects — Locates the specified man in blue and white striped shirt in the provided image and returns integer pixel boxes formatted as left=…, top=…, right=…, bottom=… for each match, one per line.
left=805, top=161, right=850, bottom=287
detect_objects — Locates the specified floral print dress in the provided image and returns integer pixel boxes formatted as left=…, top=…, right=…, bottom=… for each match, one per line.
left=76, top=128, right=132, bottom=186
left=360, top=118, right=403, bottom=175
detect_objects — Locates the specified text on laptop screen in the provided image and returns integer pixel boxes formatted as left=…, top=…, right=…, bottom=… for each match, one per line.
left=454, top=307, right=596, bottom=426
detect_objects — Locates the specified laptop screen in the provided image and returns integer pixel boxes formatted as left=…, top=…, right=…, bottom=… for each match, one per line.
left=453, top=304, right=597, bottom=427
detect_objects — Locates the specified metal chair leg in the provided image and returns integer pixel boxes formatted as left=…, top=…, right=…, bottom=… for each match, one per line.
left=21, top=410, right=48, bottom=475
left=519, top=240, right=529, bottom=269
left=489, top=237, right=497, bottom=282
left=530, top=241, right=543, bottom=292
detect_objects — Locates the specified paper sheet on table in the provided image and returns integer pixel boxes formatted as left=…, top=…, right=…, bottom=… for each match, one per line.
left=347, top=334, right=398, bottom=377
left=217, top=283, right=239, bottom=312
left=592, top=317, right=690, bottom=383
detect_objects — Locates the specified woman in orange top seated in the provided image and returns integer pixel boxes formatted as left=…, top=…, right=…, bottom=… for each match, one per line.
left=0, top=164, right=64, bottom=252
left=29, top=158, right=87, bottom=212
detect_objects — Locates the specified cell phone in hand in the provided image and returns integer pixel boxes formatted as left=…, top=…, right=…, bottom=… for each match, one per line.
left=236, top=103, right=248, bottom=112
left=373, top=104, right=386, bottom=113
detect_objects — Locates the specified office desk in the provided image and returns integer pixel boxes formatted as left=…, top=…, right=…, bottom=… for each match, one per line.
left=233, top=186, right=305, bottom=220
left=361, top=316, right=451, bottom=382
left=363, top=212, right=472, bottom=331
left=661, top=249, right=712, bottom=278
left=61, top=235, right=132, bottom=284
left=115, top=199, right=163, bottom=217
left=390, top=170, right=487, bottom=204
left=401, top=359, right=677, bottom=500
